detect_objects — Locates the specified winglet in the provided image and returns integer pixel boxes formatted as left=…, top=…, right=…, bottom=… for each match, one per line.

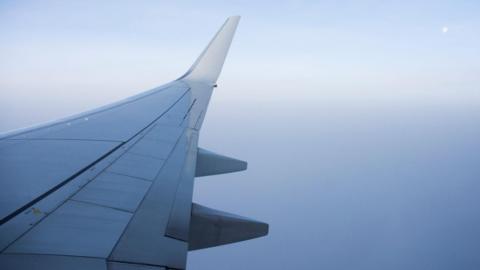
left=178, top=16, right=240, bottom=84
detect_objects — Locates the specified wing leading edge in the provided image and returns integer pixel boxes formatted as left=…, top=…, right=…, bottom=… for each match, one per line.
left=0, top=16, right=268, bottom=270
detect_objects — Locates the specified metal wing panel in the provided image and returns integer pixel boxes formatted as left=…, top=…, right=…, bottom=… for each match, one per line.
left=1, top=85, right=205, bottom=269
left=105, top=152, right=165, bottom=181
left=5, top=82, right=189, bottom=141
left=108, top=262, right=166, bottom=270
left=108, top=127, right=196, bottom=269
left=6, top=200, right=132, bottom=258
left=0, top=139, right=120, bottom=221
left=0, top=84, right=193, bottom=256
left=128, top=139, right=173, bottom=160
left=143, top=125, right=184, bottom=143
left=0, top=254, right=106, bottom=270
left=0, top=81, right=190, bottom=223
left=72, top=172, right=151, bottom=212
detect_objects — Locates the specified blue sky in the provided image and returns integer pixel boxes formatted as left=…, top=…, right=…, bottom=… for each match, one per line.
left=1, top=1, right=480, bottom=269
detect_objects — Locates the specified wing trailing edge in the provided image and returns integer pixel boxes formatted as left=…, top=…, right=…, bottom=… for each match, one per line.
left=178, top=16, right=240, bottom=84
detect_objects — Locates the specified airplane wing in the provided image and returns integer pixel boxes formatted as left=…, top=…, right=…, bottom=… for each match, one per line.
left=0, top=16, right=268, bottom=270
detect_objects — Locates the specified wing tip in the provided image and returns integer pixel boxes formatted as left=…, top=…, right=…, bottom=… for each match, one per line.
left=178, top=16, right=241, bottom=84
left=228, top=15, right=241, bottom=22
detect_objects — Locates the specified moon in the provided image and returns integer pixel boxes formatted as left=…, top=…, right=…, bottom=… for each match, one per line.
left=442, top=26, right=449, bottom=33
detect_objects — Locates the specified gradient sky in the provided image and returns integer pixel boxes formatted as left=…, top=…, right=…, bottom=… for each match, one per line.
left=1, top=1, right=480, bottom=269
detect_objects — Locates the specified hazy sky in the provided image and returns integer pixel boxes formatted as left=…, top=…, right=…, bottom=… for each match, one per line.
left=1, top=0, right=479, bottom=131
left=1, top=1, right=480, bottom=269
